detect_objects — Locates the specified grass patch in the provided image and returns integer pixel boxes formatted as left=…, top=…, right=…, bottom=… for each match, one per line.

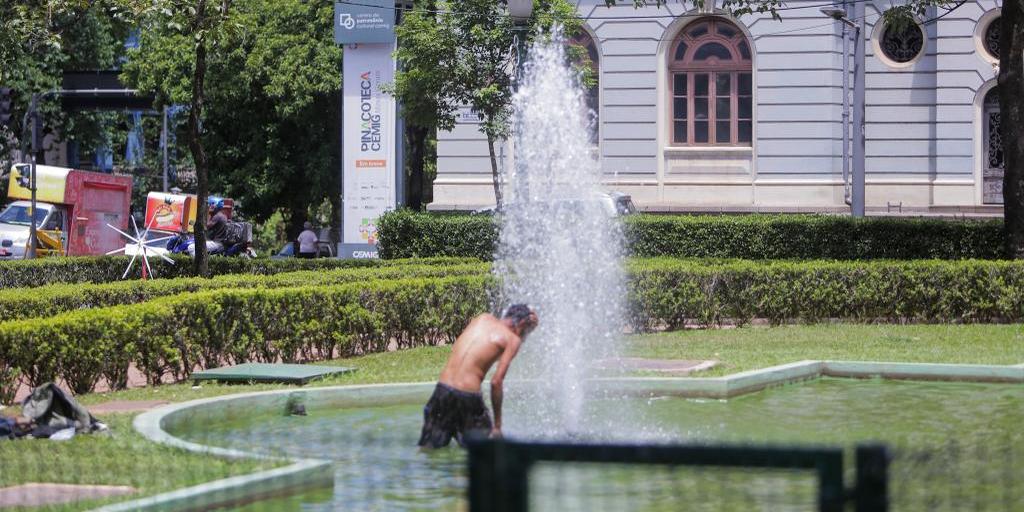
left=0, top=415, right=272, bottom=512
left=3, top=323, right=1022, bottom=510
left=627, top=323, right=1024, bottom=377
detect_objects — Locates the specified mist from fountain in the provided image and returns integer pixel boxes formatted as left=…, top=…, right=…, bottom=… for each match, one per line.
left=496, top=28, right=631, bottom=440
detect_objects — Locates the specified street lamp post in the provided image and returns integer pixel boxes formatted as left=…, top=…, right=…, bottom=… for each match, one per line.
left=508, top=0, right=533, bottom=204
left=509, top=0, right=533, bottom=86
left=822, top=5, right=866, bottom=217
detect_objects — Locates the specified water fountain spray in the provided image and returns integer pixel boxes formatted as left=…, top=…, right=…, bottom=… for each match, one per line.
left=496, top=27, right=627, bottom=439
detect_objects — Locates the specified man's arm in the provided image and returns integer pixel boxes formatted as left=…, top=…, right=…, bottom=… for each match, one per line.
left=489, top=336, right=521, bottom=435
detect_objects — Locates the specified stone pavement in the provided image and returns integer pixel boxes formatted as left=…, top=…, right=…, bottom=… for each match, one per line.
left=0, top=483, right=135, bottom=508
left=88, top=400, right=170, bottom=415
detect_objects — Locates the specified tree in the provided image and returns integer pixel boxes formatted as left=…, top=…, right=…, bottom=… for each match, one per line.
left=200, top=0, right=342, bottom=241
left=0, top=1, right=131, bottom=170
left=123, top=0, right=343, bottom=253
left=392, top=0, right=583, bottom=208
left=120, top=0, right=234, bottom=276
left=996, top=2, right=1023, bottom=258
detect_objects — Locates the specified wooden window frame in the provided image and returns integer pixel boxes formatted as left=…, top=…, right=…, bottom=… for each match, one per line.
left=668, top=18, right=752, bottom=147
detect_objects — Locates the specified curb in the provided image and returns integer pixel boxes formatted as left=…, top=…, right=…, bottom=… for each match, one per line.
left=99, top=363, right=1022, bottom=510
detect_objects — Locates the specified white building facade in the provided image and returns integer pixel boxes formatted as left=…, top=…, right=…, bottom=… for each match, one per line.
left=431, top=0, right=1006, bottom=214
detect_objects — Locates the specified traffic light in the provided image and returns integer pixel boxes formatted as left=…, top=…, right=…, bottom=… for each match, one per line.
left=0, top=88, right=11, bottom=128
left=13, top=164, right=29, bottom=189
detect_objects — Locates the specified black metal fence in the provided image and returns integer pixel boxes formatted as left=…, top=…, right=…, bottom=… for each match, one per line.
left=467, top=439, right=889, bottom=512
left=2, top=426, right=1020, bottom=511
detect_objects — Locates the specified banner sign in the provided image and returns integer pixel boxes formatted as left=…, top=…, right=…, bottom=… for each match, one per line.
left=341, top=42, right=396, bottom=258
left=334, top=1, right=395, bottom=44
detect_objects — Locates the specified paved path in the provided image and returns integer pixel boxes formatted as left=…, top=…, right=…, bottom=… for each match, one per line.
left=89, top=400, right=170, bottom=415
left=0, top=483, right=135, bottom=508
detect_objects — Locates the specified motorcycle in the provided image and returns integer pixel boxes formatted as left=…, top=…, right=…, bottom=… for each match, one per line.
left=165, top=221, right=257, bottom=259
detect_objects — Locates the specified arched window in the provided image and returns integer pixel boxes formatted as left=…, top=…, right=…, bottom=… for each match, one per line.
left=669, top=18, right=752, bottom=146
left=569, top=30, right=600, bottom=144
left=983, top=88, right=1002, bottom=204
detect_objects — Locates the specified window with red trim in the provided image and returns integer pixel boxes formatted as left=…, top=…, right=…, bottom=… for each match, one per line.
left=569, top=30, right=600, bottom=144
left=669, top=18, right=752, bottom=146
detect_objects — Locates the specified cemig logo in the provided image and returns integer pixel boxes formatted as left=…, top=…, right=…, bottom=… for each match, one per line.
left=339, top=13, right=355, bottom=29
left=352, top=250, right=379, bottom=259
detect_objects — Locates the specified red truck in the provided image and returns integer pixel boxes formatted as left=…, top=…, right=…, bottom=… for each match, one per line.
left=1, top=165, right=133, bottom=258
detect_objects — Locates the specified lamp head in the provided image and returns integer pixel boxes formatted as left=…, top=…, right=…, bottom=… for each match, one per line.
left=508, top=0, right=533, bottom=23
left=820, top=6, right=848, bottom=19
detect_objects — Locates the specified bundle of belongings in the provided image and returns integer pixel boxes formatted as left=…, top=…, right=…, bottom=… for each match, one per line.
left=1, top=383, right=107, bottom=440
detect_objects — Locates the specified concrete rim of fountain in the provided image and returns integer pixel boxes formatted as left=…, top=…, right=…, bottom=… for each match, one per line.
left=97, top=361, right=1024, bottom=512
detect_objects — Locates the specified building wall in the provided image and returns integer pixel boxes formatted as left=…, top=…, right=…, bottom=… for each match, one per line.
left=432, top=0, right=1003, bottom=213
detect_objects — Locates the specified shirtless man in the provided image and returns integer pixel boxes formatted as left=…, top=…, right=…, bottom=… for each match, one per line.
left=417, top=304, right=538, bottom=448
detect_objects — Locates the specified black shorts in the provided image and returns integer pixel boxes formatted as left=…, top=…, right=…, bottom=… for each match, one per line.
left=418, top=382, right=493, bottom=448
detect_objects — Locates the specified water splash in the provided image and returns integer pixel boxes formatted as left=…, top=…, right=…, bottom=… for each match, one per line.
left=496, top=28, right=628, bottom=440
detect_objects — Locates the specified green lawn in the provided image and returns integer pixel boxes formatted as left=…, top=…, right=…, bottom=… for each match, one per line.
left=628, top=323, right=1024, bottom=377
left=2, top=323, right=1022, bottom=510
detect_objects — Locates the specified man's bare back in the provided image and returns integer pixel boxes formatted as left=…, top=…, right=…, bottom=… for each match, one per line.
left=418, top=305, right=538, bottom=448
left=439, top=314, right=518, bottom=393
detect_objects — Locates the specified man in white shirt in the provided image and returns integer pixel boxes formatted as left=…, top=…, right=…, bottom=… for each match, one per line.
left=296, top=221, right=318, bottom=258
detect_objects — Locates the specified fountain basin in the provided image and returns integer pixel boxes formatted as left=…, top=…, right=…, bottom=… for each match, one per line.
left=105, top=361, right=1023, bottom=511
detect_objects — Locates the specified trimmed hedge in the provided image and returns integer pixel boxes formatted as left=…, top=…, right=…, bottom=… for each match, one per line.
left=0, top=254, right=478, bottom=288
left=0, top=275, right=493, bottom=399
left=378, top=210, right=1005, bottom=260
left=626, top=258, right=1024, bottom=330
left=378, top=210, right=497, bottom=260
left=0, top=261, right=490, bottom=322
left=3, top=257, right=1024, bottom=401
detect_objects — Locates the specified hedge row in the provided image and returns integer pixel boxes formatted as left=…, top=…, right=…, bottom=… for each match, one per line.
left=0, top=276, right=493, bottom=401
left=627, top=258, right=1024, bottom=330
left=378, top=210, right=1005, bottom=260
left=4, top=258, right=1024, bottom=400
left=0, top=254, right=478, bottom=288
left=0, top=261, right=490, bottom=322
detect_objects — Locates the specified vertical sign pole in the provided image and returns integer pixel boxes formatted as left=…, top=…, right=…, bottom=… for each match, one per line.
left=851, top=1, right=866, bottom=217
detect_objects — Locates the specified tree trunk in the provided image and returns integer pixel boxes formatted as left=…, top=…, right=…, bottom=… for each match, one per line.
left=188, top=0, right=210, bottom=276
left=486, top=133, right=502, bottom=209
left=999, top=1, right=1024, bottom=258
left=406, top=124, right=427, bottom=210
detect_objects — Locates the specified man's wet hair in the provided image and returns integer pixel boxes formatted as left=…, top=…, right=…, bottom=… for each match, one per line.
left=502, top=304, right=535, bottom=327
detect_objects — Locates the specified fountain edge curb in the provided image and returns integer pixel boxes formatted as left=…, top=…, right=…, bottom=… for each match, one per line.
left=99, top=363, right=1022, bottom=511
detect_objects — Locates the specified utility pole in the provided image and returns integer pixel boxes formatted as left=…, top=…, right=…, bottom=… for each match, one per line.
left=851, top=0, right=866, bottom=217
left=162, top=106, right=169, bottom=192
left=27, top=94, right=40, bottom=259
left=822, top=4, right=866, bottom=217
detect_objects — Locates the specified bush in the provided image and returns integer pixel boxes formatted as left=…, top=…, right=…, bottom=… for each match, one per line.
left=625, top=216, right=1004, bottom=260
left=0, top=261, right=490, bottom=322
left=0, top=254, right=478, bottom=288
left=377, top=211, right=1005, bottom=260
left=0, top=275, right=494, bottom=396
left=4, top=256, right=1023, bottom=398
left=625, top=258, right=1024, bottom=330
left=378, top=209, right=496, bottom=260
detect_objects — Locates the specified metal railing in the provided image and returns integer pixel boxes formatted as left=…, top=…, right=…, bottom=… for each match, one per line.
left=468, top=439, right=890, bottom=512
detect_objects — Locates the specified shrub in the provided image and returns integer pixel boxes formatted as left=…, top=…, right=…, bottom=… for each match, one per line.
left=0, top=261, right=490, bottom=322
left=625, top=258, right=1024, bottom=330
left=4, top=257, right=1024, bottom=399
left=377, top=211, right=1005, bottom=260
left=0, top=254, right=478, bottom=288
left=378, top=209, right=496, bottom=260
left=0, top=275, right=495, bottom=396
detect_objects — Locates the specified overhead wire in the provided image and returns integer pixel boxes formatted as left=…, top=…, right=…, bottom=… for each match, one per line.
left=336, top=0, right=888, bottom=21
left=336, top=0, right=962, bottom=42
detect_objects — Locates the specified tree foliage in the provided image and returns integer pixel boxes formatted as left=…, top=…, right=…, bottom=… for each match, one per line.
left=392, top=0, right=583, bottom=207
left=0, top=1, right=131, bottom=170
left=122, top=0, right=343, bottom=260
